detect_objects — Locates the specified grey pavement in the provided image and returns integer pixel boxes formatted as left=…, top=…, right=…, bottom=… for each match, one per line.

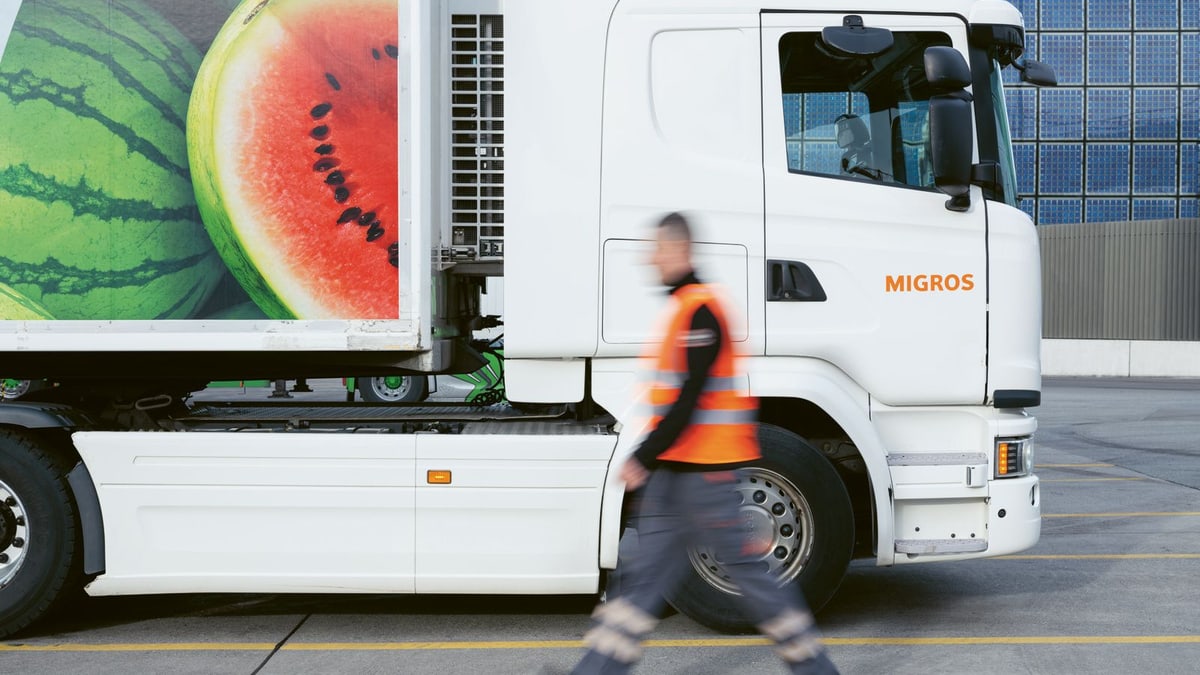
left=2, top=377, right=1199, bottom=674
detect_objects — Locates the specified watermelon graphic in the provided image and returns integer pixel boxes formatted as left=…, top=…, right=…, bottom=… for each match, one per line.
left=188, top=0, right=400, bottom=320
left=0, top=281, right=52, bottom=320
left=0, top=0, right=228, bottom=321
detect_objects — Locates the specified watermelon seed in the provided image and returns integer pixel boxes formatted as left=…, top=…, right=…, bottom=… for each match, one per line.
left=385, top=45, right=398, bottom=59
left=325, top=73, right=342, bottom=91
left=311, top=125, right=330, bottom=139
left=367, top=224, right=385, bottom=242
left=338, top=207, right=363, bottom=224
left=311, top=102, right=333, bottom=119
left=315, top=144, right=335, bottom=155
left=325, top=170, right=345, bottom=185
left=373, top=48, right=381, bottom=60
left=364, top=219, right=381, bottom=229
left=313, top=158, right=338, bottom=172
left=334, top=187, right=351, bottom=203
left=358, top=211, right=377, bottom=225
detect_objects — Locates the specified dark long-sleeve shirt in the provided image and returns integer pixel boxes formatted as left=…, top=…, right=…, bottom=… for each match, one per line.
left=633, top=271, right=728, bottom=470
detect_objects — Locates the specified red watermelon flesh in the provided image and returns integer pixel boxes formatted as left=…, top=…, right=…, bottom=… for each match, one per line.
left=189, top=0, right=399, bottom=319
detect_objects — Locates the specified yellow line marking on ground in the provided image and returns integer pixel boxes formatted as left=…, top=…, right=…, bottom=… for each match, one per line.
left=825, top=636, right=1200, bottom=646
left=1044, top=512, right=1200, bottom=518
left=6, top=636, right=1200, bottom=652
left=0, top=643, right=275, bottom=652
left=1037, top=463, right=1114, bottom=468
left=996, top=553, right=1200, bottom=560
left=1041, top=477, right=1146, bottom=483
left=286, top=641, right=584, bottom=651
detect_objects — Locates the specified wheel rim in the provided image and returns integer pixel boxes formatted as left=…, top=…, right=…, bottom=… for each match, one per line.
left=368, top=376, right=412, bottom=402
left=0, top=379, right=31, bottom=400
left=687, top=467, right=816, bottom=595
left=0, top=477, right=30, bottom=589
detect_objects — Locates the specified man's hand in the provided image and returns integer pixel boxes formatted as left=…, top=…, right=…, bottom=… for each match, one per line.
left=619, top=457, right=650, bottom=491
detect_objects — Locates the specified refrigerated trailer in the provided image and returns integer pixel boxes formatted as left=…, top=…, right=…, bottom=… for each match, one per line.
left=0, top=0, right=1054, bottom=636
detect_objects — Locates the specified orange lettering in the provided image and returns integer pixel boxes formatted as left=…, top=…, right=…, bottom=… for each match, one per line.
left=886, top=273, right=976, bottom=292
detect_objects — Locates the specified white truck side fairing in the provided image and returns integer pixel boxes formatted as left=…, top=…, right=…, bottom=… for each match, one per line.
left=75, top=430, right=616, bottom=596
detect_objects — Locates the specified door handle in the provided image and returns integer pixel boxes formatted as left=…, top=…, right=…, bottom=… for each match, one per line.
left=767, top=260, right=827, bottom=302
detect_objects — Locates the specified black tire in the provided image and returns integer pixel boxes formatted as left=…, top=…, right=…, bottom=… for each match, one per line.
left=664, top=424, right=854, bottom=634
left=0, top=431, right=82, bottom=638
left=357, top=375, right=428, bottom=404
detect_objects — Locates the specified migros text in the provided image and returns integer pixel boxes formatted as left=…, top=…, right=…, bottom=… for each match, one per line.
left=885, top=273, right=975, bottom=293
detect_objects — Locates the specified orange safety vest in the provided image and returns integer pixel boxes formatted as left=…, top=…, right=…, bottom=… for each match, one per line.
left=647, top=284, right=760, bottom=465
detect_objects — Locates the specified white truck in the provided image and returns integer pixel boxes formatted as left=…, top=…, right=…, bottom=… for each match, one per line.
left=0, top=0, right=1054, bottom=637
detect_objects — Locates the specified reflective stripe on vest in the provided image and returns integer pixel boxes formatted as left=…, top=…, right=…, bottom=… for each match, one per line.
left=648, top=283, right=760, bottom=465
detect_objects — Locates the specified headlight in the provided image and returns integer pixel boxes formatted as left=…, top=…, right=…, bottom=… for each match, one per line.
left=995, top=436, right=1033, bottom=478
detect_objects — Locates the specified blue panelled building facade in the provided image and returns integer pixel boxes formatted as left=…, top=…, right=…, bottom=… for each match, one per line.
left=1005, top=0, right=1198, bottom=224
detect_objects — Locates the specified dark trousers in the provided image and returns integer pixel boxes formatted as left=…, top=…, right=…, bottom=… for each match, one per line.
left=572, top=468, right=838, bottom=674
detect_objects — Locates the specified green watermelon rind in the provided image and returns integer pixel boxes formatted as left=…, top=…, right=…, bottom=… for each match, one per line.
left=188, top=0, right=298, bottom=321
left=0, top=281, right=54, bottom=320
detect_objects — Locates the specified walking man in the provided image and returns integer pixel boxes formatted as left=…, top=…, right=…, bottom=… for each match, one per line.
left=569, top=212, right=838, bottom=674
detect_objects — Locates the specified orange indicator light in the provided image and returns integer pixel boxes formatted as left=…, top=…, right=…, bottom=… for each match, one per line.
left=998, top=443, right=1009, bottom=475
left=427, top=470, right=452, bottom=484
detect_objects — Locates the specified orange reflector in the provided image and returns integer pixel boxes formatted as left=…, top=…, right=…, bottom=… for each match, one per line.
left=427, top=470, right=452, bottom=484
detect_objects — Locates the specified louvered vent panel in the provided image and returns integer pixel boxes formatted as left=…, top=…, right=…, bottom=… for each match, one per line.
left=450, top=14, right=504, bottom=260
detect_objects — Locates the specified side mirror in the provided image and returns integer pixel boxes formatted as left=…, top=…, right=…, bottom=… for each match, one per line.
left=924, top=46, right=971, bottom=91
left=820, top=15, right=893, bottom=57
left=1018, top=58, right=1057, bottom=86
left=924, top=47, right=973, bottom=212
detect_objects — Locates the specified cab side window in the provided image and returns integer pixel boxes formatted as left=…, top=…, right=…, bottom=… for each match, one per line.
left=779, top=31, right=953, bottom=190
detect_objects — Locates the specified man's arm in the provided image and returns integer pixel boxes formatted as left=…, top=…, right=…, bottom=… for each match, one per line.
left=633, top=303, right=721, bottom=468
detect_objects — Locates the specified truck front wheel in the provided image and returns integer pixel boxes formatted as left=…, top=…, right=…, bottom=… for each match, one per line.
left=664, top=424, right=854, bottom=633
left=0, top=431, right=82, bottom=638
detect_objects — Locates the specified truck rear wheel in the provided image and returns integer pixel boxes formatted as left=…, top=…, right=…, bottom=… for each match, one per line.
left=1, top=379, right=36, bottom=400
left=357, top=375, right=428, bottom=404
left=664, top=424, right=854, bottom=634
left=0, top=431, right=82, bottom=638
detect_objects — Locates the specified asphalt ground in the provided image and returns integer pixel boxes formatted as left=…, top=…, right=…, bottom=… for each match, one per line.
left=2, top=377, right=1199, bottom=674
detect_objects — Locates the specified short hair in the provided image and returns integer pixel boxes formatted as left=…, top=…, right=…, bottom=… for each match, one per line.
left=656, top=211, right=693, bottom=244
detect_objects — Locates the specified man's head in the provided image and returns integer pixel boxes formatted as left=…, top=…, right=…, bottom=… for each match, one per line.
left=650, top=211, right=694, bottom=285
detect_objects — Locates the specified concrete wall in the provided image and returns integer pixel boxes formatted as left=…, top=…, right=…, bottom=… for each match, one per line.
left=1042, top=339, right=1200, bottom=377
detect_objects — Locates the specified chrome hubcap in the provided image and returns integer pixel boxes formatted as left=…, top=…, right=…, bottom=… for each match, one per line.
left=368, top=376, right=412, bottom=402
left=0, top=478, right=30, bottom=588
left=0, top=379, right=31, bottom=400
left=688, top=468, right=815, bottom=595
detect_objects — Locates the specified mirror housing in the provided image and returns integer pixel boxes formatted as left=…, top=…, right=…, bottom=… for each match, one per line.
left=821, top=15, right=893, bottom=57
left=924, top=46, right=974, bottom=212
left=1018, top=58, right=1057, bottom=86
left=924, top=46, right=972, bottom=91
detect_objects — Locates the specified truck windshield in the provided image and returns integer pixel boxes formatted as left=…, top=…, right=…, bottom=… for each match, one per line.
left=988, top=59, right=1020, bottom=208
left=778, top=31, right=953, bottom=190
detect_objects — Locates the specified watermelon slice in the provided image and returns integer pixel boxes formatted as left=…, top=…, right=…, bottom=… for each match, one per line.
left=188, top=0, right=399, bottom=320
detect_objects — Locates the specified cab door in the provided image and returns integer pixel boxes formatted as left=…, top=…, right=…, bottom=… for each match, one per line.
left=760, top=11, right=987, bottom=406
